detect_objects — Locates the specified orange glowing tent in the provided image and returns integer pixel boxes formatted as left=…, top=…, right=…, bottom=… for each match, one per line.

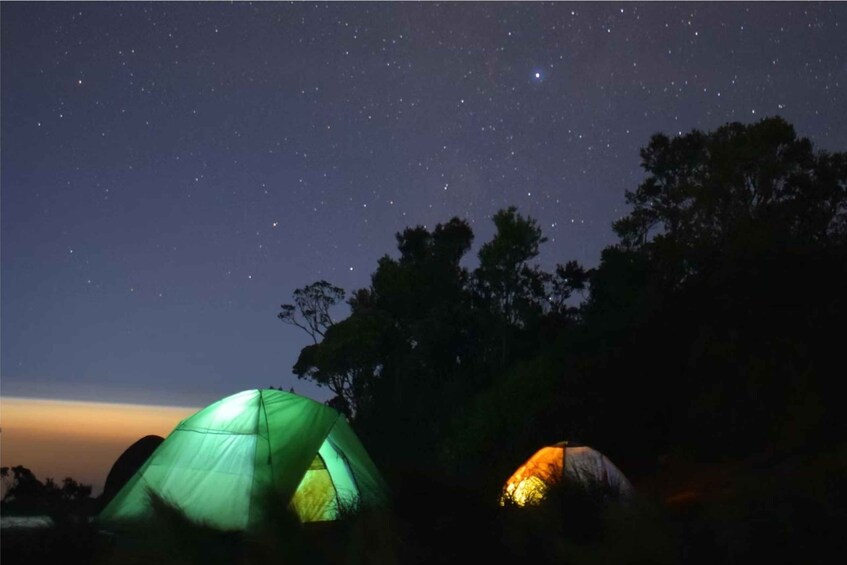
left=501, top=442, right=634, bottom=506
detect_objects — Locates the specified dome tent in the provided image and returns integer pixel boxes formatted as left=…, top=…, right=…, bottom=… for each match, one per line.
left=98, top=389, right=388, bottom=531
left=99, top=434, right=164, bottom=512
left=502, top=441, right=633, bottom=506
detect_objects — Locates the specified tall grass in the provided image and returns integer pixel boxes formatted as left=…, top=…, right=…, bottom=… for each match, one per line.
left=497, top=468, right=674, bottom=565
left=3, top=448, right=844, bottom=565
left=91, top=485, right=401, bottom=565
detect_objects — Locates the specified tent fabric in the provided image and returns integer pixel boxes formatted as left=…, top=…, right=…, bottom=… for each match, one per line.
left=502, top=442, right=633, bottom=506
left=97, top=389, right=388, bottom=531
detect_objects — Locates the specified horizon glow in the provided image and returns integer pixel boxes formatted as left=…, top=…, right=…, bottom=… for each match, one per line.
left=0, top=396, right=199, bottom=496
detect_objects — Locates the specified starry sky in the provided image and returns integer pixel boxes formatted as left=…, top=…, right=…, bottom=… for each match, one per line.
left=2, top=2, right=845, bottom=408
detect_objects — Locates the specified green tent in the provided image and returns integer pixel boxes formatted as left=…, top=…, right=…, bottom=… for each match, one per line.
left=98, top=389, right=388, bottom=531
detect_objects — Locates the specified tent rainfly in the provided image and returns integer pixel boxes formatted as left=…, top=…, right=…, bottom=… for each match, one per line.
left=502, top=442, right=634, bottom=506
left=98, top=389, right=388, bottom=530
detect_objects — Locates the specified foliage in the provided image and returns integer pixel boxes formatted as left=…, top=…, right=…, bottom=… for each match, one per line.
left=281, top=212, right=587, bottom=476
left=278, top=280, right=346, bottom=344
left=613, top=116, right=846, bottom=286
left=273, top=116, right=845, bottom=562
left=576, top=117, right=847, bottom=475
left=475, top=206, right=547, bottom=328
left=1, top=465, right=94, bottom=520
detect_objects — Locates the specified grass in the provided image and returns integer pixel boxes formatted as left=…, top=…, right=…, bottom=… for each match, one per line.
left=2, top=449, right=844, bottom=565
left=497, top=468, right=675, bottom=565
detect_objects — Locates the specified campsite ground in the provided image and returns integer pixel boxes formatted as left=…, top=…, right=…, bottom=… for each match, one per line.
left=2, top=446, right=844, bottom=565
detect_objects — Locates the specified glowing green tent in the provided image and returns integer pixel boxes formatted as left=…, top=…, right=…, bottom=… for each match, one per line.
left=98, top=389, right=388, bottom=530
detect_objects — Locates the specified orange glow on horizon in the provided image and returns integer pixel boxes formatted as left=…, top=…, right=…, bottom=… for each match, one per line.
left=1, top=397, right=199, bottom=496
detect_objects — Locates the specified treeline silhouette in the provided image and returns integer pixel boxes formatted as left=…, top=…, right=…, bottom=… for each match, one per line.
left=280, top=116, right=846, bottom=513
left=1, top=465, right=95, bottom=519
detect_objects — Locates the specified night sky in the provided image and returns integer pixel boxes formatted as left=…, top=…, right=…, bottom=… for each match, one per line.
left=2, top=2, right=845, bottom=408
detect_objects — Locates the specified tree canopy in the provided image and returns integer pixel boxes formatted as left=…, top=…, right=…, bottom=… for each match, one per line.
left=1, top=465, right=94, bottom=519
left=278, top=116, right=846, bottom=486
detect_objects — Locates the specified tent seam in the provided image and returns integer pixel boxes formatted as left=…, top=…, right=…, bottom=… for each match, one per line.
left=247, top=389, right=267, bottom=530
left=326, top=413, right=363, bottom=509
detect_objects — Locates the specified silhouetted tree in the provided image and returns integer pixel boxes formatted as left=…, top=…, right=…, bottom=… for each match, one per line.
left=285, top=213, right=597, bottom=482
left=581, top=116, right=847, bottom=475
left=613, top=116, right=846, bottom=284
left=440, top=117, right=845, bottom=486
left=279, top=116, right=844, bottom=492
left=268, top=117, right=845, bottom=565
left=278, top=280, right=345, bottom=344
left=474, top=206, right=547, bottom=329
left=1, top=465, right=94, bottom=518
left=292, top=305, right=389, bottom=417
